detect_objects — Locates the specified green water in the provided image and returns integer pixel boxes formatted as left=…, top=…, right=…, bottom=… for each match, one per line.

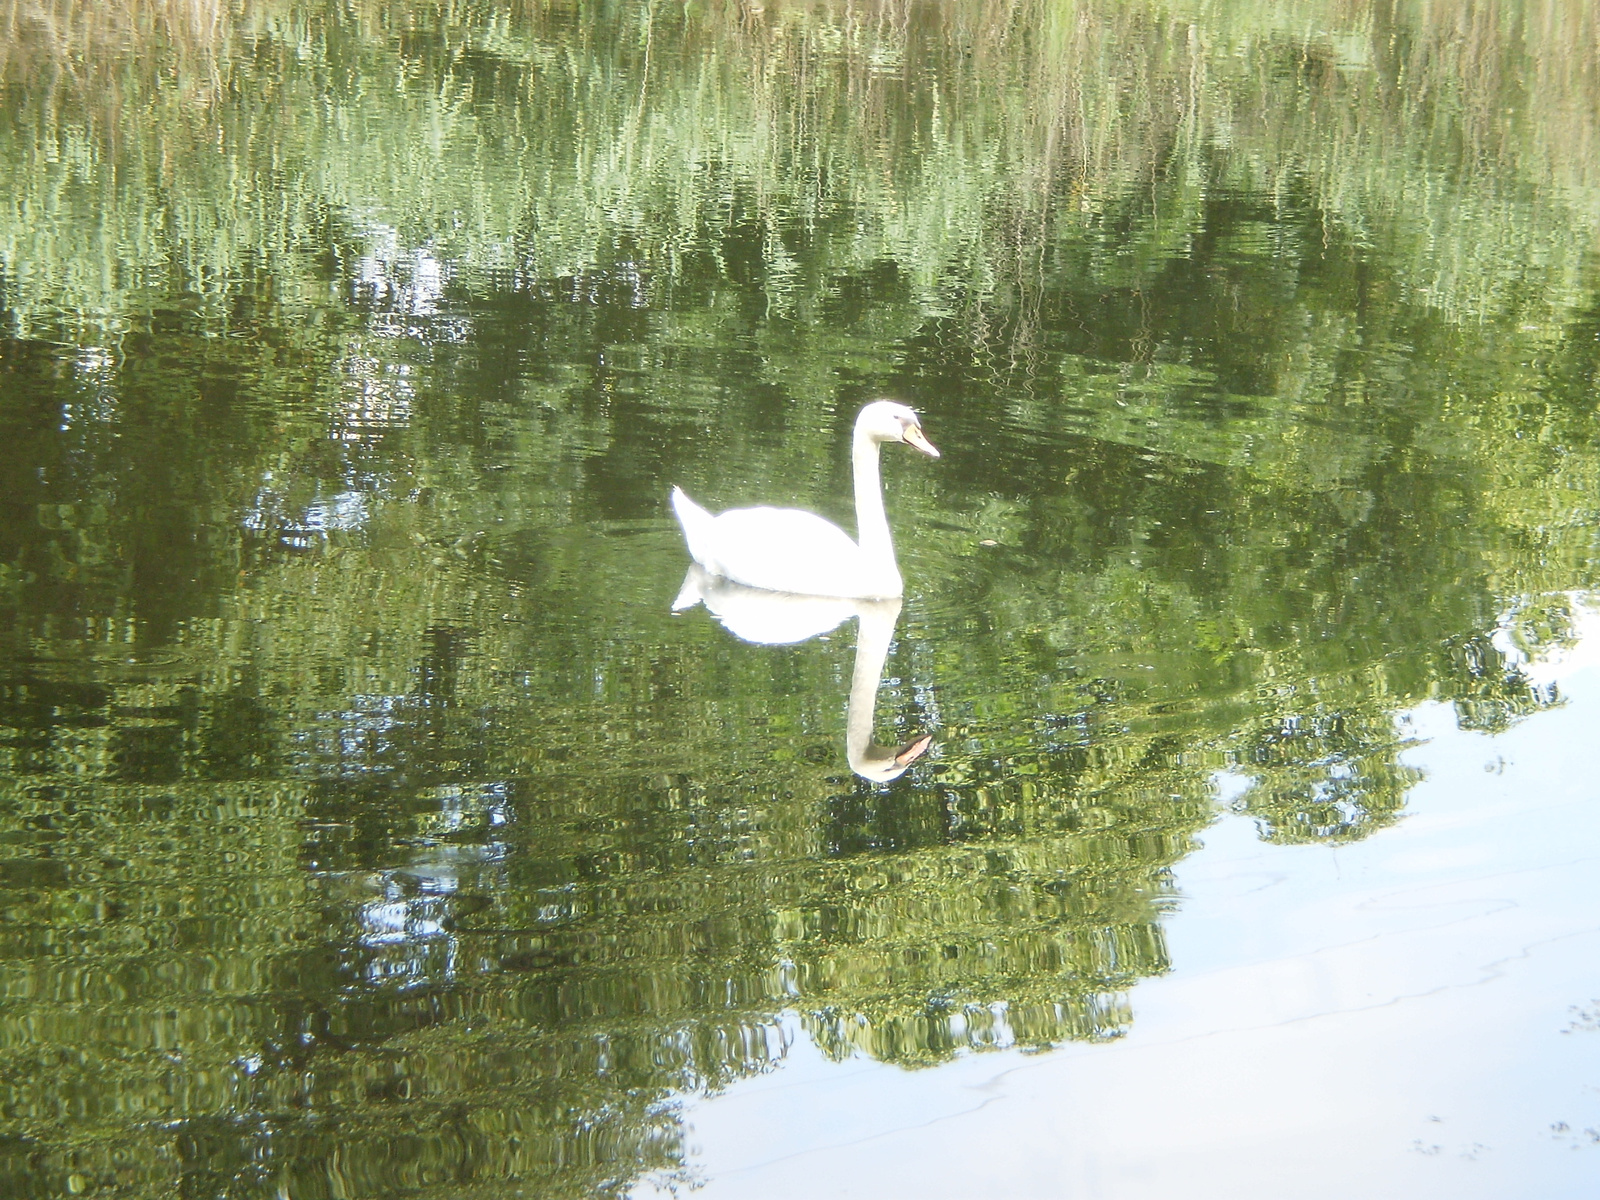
left=2, top=1, right=1599, bottom=1196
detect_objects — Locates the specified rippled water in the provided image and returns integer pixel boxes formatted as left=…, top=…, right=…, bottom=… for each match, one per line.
left=2, top=2, right=1599, bottom=1197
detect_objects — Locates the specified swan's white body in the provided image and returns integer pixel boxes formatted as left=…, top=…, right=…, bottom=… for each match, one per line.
left=670, top=401, right=938, bottom=600
left=673, top=565, right=932, bottom=781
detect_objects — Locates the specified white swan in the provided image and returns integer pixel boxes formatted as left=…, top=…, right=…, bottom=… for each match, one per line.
left=670, top=400, right=939, bottom=599
left=673, top=565, right=933, bottom=781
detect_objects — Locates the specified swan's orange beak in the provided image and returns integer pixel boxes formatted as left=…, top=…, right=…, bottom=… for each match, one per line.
left=893, top=733, right=934, bottom=766
left=903, top=425, right=940, bottom=458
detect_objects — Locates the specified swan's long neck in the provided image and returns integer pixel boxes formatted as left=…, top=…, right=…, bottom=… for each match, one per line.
left=846, top=599, right=903, bottom=779
left=852, top=425, right=896, bottom=580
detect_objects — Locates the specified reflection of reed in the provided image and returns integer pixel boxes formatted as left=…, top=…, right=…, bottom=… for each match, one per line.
left=4, top=1, right=1599, bottom=330
left=0, top=0, right=232, bottom=83
left=673, top=564, right=932, bottom=781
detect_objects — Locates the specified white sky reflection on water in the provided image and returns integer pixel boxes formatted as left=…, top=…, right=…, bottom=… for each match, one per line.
left=640, top=599, right=1600, bottom=1200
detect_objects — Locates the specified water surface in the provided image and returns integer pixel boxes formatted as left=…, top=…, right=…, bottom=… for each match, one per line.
left=2, top=2, right=1599, bottom=1197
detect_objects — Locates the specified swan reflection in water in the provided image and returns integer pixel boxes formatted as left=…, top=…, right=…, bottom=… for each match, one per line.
left=673, top=564, right=933, bottom=782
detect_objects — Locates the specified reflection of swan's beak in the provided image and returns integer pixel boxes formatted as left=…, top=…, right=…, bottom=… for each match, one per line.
left=903, top=425, right=940, bottom=458
left=893, top=733, right=934, bottom=766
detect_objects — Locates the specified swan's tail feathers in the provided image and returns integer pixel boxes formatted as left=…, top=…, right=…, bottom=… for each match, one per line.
left=670, top=485, right=717, bottom=569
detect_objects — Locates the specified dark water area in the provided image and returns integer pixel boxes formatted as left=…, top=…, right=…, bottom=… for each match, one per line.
left=2, top=2, right=1599, bottom=1197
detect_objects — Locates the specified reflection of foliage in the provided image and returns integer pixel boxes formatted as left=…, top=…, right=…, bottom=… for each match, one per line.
left=1232, top=704, right=1423, bottom=845
left=2, top=1, right=1600, bottom=1198
left=1444, top=630, right=1563, bottom=734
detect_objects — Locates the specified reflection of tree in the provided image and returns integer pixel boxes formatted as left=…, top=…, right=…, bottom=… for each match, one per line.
left=1230, top=706, right=1423, bottom=844
left=1442, top=630, right=1563, bottom=735
left=0, top=302, right=1588, bottom=1195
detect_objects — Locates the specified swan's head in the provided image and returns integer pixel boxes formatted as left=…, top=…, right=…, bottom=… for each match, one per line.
left=857, top=400, right=940, bottom=458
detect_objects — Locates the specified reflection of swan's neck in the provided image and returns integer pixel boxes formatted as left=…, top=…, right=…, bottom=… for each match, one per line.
left=852, top=424, right=894, bottom=573
left=847, top=598, right=919, bottom=782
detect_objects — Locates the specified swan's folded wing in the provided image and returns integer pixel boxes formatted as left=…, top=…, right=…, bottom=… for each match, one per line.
left=705, top=507, right=869, bottom=596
